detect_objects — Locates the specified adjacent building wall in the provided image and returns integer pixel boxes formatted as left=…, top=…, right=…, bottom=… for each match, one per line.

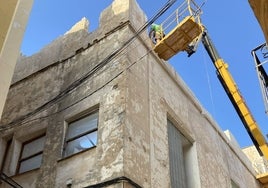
left=0, top=0, right=33, bottom=120
left=248, top=0, right=268, bottom=43
left=0, top=0, right=263, bottom=187
left=243, top=146, right=268, bottom=174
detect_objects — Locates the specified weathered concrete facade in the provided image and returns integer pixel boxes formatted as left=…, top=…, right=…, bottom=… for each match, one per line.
left=0, top=0, right=263, bottom=187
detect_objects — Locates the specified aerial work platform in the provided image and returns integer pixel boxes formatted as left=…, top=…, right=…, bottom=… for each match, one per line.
left=154, top=16, right=202, bottom=60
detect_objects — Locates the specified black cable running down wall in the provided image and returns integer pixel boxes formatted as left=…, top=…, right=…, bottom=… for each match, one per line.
left=84, top=176, right=142, bottom=188
left=0, top=172, right=23, bottom=188
left=0, top=0, right=177, bottom=130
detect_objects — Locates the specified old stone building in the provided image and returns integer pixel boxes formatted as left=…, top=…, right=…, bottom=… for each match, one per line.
left=0, top=0, right=265, bottom=187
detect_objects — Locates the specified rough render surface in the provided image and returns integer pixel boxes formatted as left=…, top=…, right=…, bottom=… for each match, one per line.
left=243, top=146, right=268, bottom=174
left=0, top=0, right=263, bottom=187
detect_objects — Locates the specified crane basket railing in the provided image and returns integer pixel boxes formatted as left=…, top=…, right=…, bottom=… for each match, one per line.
left=160, top=0, right=202, bottom=37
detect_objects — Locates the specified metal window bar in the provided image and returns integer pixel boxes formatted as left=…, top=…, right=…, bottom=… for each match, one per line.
left=251, top=43, right=268, bottom=114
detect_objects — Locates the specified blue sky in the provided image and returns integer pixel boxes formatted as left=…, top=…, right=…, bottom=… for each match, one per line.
left=21, top=0, right=267, bottom=149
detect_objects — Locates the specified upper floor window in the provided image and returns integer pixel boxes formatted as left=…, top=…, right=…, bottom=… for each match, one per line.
left=18, top=134, right=46, bottom=174
left=64, top=110, right=98, bottom=158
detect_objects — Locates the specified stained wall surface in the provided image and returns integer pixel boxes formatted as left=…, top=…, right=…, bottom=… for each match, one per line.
left=0, top=0, right=263, bottom=187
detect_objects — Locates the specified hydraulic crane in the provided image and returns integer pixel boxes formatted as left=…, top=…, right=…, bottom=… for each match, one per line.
left=152, top=0, right=268, bottom=159
left=201, top=29, right=268, bottom=159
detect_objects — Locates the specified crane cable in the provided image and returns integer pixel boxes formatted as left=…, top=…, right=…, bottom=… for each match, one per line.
left=0, top=0, right=177, bottom=130
left=202, top=44, right=216, bottom=117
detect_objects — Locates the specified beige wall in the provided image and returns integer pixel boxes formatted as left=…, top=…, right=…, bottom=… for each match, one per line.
left=0, top=0, right=33, bottom=120
left=0, top=0, right=18, bottom=50
left=0, top=0, right=265, bottom=187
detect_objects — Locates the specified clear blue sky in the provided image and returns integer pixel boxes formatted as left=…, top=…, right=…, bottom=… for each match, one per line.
left=21, top=0, right=267, bottom=149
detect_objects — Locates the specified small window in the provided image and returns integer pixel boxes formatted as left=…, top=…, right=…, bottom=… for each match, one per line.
left=64, top=111, right=98, bottom=157
left=18, top=135, right=46, bottom=174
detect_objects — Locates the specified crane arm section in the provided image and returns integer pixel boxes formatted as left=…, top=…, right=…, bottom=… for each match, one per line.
left=201, top=30, right=268, bottom=158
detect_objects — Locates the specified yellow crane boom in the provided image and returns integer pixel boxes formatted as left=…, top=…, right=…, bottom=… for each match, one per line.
left=201, top=30, right=268, bottom=158
left=152, top=0, right=268, bottom=184
left=152, top=0, right=268, bottom=159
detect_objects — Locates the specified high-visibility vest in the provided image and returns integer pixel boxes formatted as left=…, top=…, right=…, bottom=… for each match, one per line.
left=151, top=24, right=162, bottom=34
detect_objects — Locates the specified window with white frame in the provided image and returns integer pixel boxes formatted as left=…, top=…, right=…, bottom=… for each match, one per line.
left=17, top=134, right=46, bottom=174
left=64, top=110, right=98, bottom=158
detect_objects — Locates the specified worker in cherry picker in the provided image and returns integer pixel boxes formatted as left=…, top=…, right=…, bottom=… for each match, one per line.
left=149, top=23, right=165, bottom=44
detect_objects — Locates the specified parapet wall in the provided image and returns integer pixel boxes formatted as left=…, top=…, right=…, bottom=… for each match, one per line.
left=12, top=0, right=147, bottom=85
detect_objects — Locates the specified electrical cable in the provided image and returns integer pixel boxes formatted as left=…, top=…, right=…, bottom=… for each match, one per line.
left=0, top=172, right=23, bottom=188
left=0, top=30, right=153, bottom=130
left=202, top=44, right=216, bottom=117
left=0, top=0, right=176, bottom=130
left=0, top=0, right=177, bottom=131
left=0, top=40, right=153, bottom=130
